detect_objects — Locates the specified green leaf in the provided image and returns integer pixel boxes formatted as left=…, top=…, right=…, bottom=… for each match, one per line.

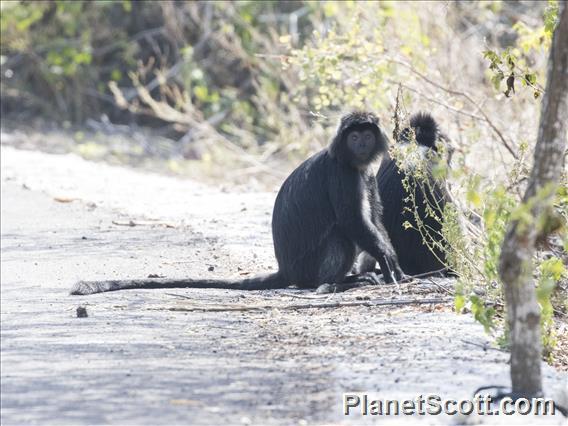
left=540, top=257, right=566, bottom=281
left=111, top=70, right=122, bottom=81
left=193, top=85, right=208, bottom=101
left=454, top=294, right=465, bottom=313
left=525, top=73, right=537, bottom=85
left=467, top=189, right=482, bottom=208
left=483, top=49, right=501, bottom=64
left=544, top=0, right=559, bottom=36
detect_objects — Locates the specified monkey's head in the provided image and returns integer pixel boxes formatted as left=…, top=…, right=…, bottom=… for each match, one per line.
left=395, top=112, right=452, bottom=173
left=330, top=111, right=388, bottom=168
left=398, top=112, right=439, bottom=151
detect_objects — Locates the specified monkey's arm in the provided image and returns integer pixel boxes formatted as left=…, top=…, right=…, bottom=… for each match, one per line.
left=372, top=220, right=406, bottom=283
left=367, top=174, right=406, bottom=282
left=339, top=217, right=400, bottom=283
left=351, top=251, right=376, bottom=274
left=329, top=172, right=403, bottom=282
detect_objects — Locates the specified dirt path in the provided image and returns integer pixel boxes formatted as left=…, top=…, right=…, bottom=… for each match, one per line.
left=1, top=145, right=566, bottom=425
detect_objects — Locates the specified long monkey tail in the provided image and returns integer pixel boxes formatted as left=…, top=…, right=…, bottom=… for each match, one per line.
left=70, top=272, right=287, bottom=295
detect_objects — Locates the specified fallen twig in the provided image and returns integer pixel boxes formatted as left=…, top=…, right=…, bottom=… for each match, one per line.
left=426, top=278, right=455, bottom=296
left=153, top=297, right=451, bottom=313
left=165, top=291, right=337, bottom=301
left=461, top=339, right=507, bottom=353
left=282, top=292, right=336, bottom=300
left=54, top=196, right=77, bottom=203
left=111, top=220, right=176, bottom=228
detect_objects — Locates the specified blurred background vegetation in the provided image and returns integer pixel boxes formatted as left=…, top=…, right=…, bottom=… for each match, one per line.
left=1, top=0, right=566, bottom=366
left=1, top=1, right=556, bottom=173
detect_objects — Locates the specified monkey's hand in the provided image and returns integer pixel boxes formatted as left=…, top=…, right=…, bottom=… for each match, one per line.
left=352, top=271, right=382, bottom=286
left=380, top=254, right=406, bottom=284
left=315, top=283, right=334, bottom=294
left=393, top=264, right=407, bottom=282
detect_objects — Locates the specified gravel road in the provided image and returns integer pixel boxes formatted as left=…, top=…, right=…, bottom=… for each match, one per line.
left=1, top=145, right=566, bottom=425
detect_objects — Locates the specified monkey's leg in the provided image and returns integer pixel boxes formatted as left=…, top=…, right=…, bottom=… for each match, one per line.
left=295, top=232, right=384, bottom=294
left=345, top=251, right=382, bottom=286
left=377, top=255, right=396, bottom=284
left=313, top=238, right=384, bottom=294
left=296, top=232, right=358, bottom=293
left=351, top=251, right=376, bottom=274
left=329, top=251, right=378, bottom=288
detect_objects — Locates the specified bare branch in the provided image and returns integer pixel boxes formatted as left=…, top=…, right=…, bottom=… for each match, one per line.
left=386, top=58, right=519, bottom=159
left=155, top=297, right=451, bottom=313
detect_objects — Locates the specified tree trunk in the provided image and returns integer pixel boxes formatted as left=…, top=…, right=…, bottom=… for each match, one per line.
left=498, top=2, right=568, bottom=397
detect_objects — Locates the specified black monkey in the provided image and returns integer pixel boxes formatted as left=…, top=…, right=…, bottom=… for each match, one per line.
left=375, top=112, right=450, bottom=276
left=71, top=111, right=404, bottom=296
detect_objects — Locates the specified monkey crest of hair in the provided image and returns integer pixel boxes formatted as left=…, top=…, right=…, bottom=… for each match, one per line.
left=329, top=111, right=387, bottom=167
left=403, top=112, right=439, bottom=150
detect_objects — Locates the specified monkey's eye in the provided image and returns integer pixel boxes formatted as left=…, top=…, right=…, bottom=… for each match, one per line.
left=364, top=133, right=372, bottom=141
left=349, top=133, right=359, bottom=142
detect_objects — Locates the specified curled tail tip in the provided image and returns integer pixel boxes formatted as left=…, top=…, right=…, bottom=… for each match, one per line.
left=70, top=281, right=98, bottom=295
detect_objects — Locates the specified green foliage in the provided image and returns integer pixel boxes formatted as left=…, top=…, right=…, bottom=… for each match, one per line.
left=1, top=1, right=136, bottom=121
left=454, top=283, right=496, bottom=334
left=543, top=0, right=560, bottom=37
left=449, top=184, right=516, bottom=333
left=287, top=2, right=431, bottom=114
left=451, top=171, right=566, bottom=353
left=0, top=1, right=313, bottom=136
left=482, top=186, right=516, bottom=282
left=537, top=258, right=565, bottom=360
left=471, top=295, right=497, bottom=333
left=483, top=0, right=558, bottom=99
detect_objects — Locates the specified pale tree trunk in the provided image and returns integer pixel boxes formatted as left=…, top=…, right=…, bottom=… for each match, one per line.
left=498, top=2, right=568, bottom=397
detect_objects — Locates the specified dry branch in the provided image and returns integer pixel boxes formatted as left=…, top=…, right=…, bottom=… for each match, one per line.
left=387, top=57, right=519, bottom=159
left=155, top=297, right=451, bottom=313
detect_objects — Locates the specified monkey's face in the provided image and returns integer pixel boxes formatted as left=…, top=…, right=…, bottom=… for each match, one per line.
left=330, top=112, right=387, bottom=168
left=346, top=129, right=376, bottom=161
left=344, top=124, right=385, bottom=167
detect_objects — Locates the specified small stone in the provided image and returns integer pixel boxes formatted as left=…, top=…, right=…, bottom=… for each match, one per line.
left=76, top=306, right=88, bottom=318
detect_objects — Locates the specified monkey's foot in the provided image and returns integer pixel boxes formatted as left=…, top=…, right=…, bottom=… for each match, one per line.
left=315, top=283, right=333, bottom=294
left=315, top=279, right=378, bottom=294
left=343, top=271, right=382, bottom=285
left=355, top=271, right=382, bottom=285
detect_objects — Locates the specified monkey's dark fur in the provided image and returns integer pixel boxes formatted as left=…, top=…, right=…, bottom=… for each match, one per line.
left=376, top=112, right=449, bottom=276
left=71, top=111, right=403, bottom=296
